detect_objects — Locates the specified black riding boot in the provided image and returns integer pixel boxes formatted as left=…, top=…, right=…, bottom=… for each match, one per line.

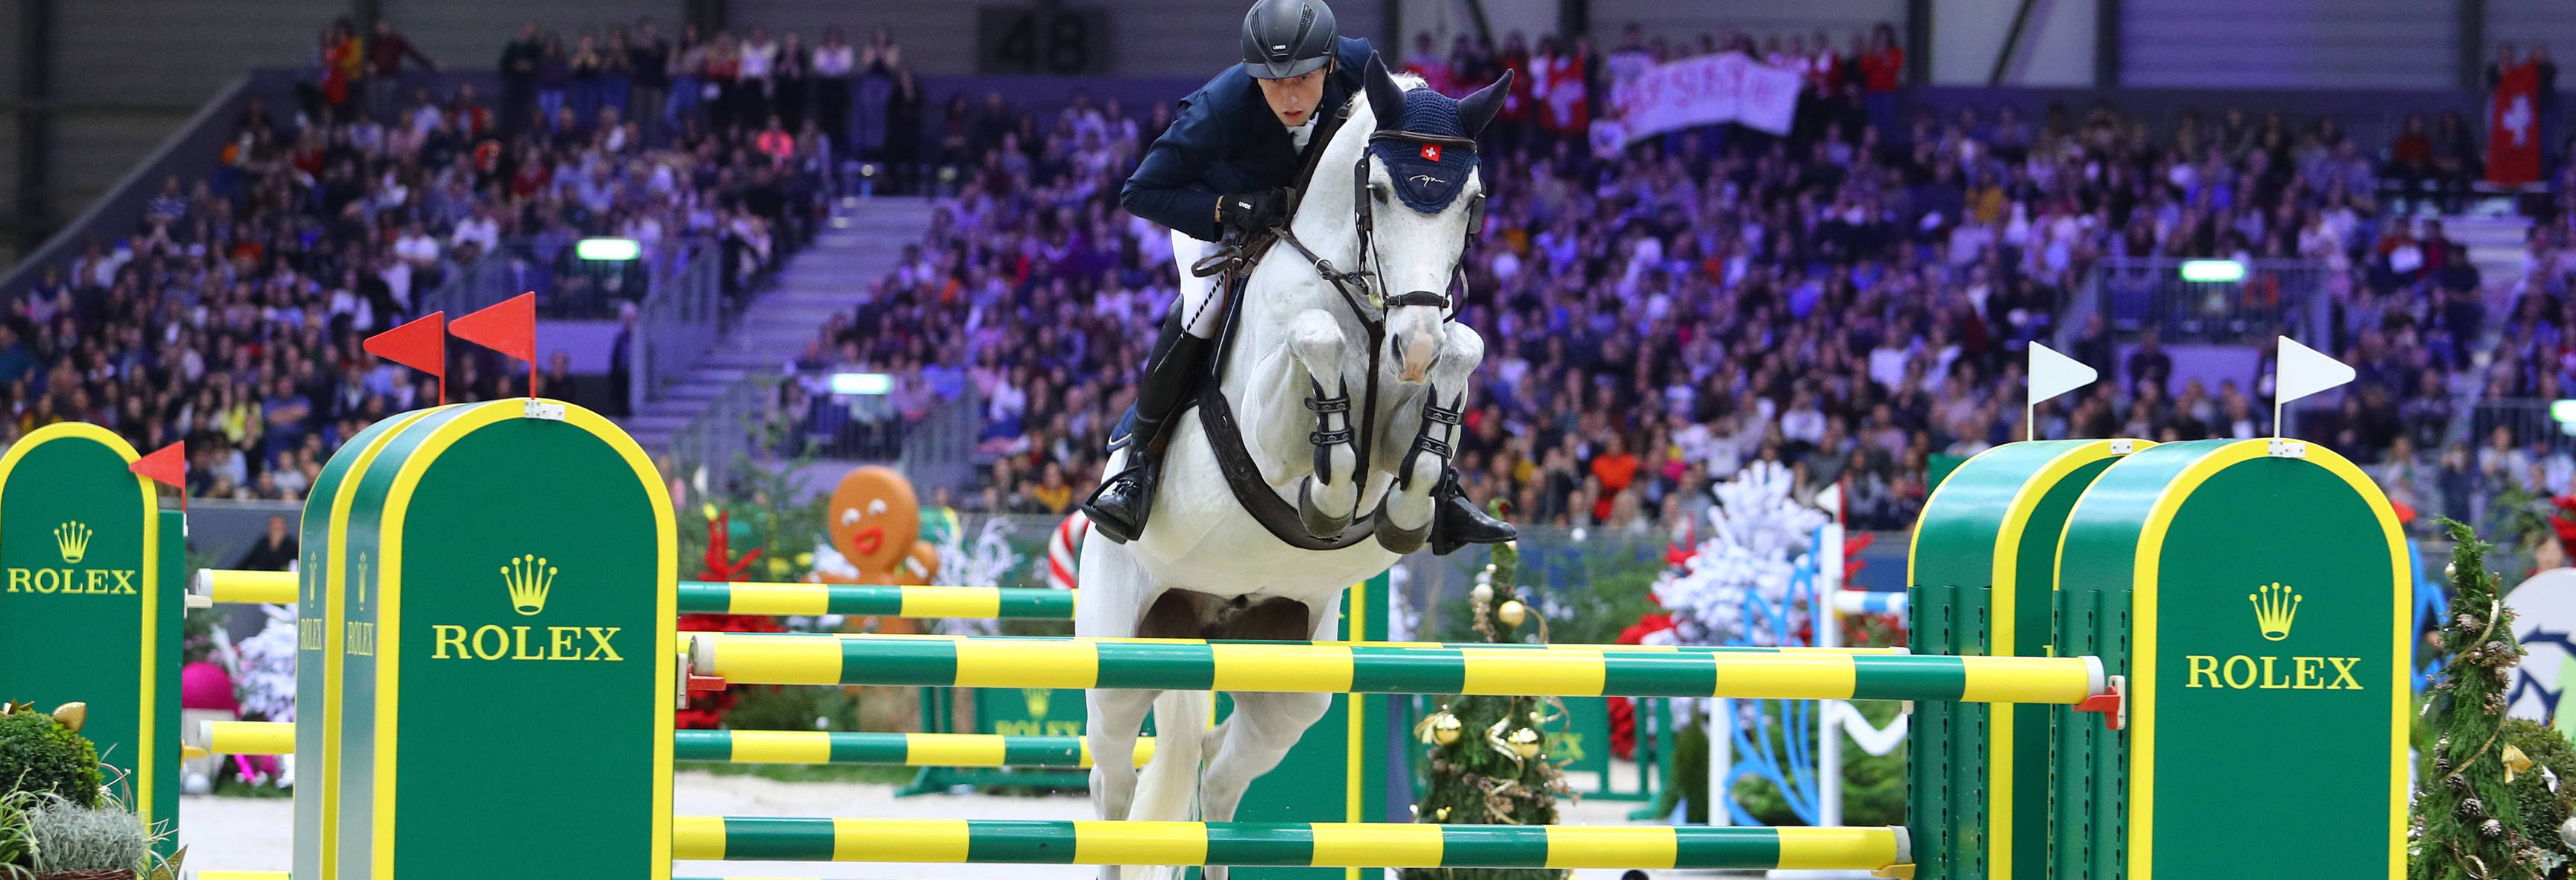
left=1428, top=467, right=1518, bottom=556
left=1081, top=311, right=1215, bottom=544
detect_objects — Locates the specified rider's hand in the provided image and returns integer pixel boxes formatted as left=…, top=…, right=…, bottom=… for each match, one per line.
left=1218, top=189, right=1291, bottom=234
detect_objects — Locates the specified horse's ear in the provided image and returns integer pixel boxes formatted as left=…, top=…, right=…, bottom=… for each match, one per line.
left=1364, top=52, right=1406, bottom=127
left=1458, top=70, right=1513, bottom=136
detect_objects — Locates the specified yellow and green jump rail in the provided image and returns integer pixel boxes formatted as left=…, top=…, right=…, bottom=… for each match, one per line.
left=195, top=720, right=1156, bottom=769
left=192, top=568, right=1080, bottom=620
left=670, top=817, right=1910, bottom=871
left=689, top=633, right=2110, bottom=706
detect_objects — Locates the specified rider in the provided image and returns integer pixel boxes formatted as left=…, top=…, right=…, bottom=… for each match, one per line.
left=1083, top=0, right=1514, bottom=554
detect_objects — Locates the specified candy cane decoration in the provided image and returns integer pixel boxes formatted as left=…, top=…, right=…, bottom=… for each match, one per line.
left=1048, top=511, right=1089, bottom=591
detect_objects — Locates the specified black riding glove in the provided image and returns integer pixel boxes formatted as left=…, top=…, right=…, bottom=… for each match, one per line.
left=1217, top=188, right=1291, bottom=235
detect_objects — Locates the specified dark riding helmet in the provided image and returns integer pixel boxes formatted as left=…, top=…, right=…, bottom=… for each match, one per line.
left=1240, top=0, right=1339, bottom=80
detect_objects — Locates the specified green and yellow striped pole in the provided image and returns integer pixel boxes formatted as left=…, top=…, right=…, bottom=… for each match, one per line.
left=674, top=730, right=1155, bottom=768
left=689, top=633, right=2104, bottom=703
left=194, top=721, right=1157, bottom=768
left=669, top=817, right=1910, bottom=870
left=192, top=569, right=1083, bottom=620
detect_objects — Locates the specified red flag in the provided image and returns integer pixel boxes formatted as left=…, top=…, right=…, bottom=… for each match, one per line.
left=452, top=292, right=536, bottom=363
left=2490, top=60, right=2543, bottom=186
left=130, top=441, right=186, bottom=510
left=365, top=311, right=447, bottom=378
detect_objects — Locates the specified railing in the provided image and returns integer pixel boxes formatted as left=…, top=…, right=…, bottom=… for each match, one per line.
left=638, top=241, right=724, bottom=407
left=668, top=374, right=784, bottom=497
left=421, top=235, right=703, bottom=321
left=668, top=368, right=985, bottom=498
left=2084, top=256, right=2332, bottom=344
left=2454, top=398, right=2569, bottom=455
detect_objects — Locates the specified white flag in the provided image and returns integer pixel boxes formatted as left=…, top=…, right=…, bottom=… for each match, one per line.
left=2275, top=337, right=2355, bottom=406
left=2029, top=343, right=2098, bottom=405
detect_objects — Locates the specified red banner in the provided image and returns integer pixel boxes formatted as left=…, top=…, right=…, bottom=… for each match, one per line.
left=2490, top=60, right=2542, bottom=186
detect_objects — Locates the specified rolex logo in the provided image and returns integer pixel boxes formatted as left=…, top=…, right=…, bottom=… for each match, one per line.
left=2249, top=582, right=2301, bottom=642
left=52, top=522, right=89, bottom=563
left=1024, top=689, right=1051, bottom=718
left=502, top=554, right=557, bottom=616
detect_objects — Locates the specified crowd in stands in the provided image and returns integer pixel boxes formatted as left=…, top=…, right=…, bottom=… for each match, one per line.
left=1, top=14, right=843, bottom=502
left=802, top=28, right=2576, bottom=539
left=12, top=15, right=2576, bottom=541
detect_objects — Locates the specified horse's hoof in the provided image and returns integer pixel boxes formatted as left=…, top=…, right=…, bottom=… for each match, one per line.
left=1297, top=478, right=1352, bottom=538
left=1374, top=516, right=1430, bottom=554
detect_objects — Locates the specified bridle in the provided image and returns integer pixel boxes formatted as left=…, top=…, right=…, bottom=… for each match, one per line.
left=1270, top=127, right=1484, bottom=327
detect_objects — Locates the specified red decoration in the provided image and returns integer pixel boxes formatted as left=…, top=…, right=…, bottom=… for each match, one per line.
left=453, top=291, right=538, bottom=400
left=674, top=511, right=783, bottom=729
left=364, top=311, right=447, bottom=403
left=131, top=441, right=187, bottom=510
left=1421, top=144, right=1441, bottom=162
left=452, top=292, right=536, bottom=362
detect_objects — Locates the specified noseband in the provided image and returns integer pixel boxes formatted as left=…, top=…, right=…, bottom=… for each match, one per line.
left=1269, top=127, right=1483, bottom=326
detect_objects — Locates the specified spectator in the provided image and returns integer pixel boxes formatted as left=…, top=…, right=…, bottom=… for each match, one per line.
left=500, top=22, right=545, bottom=134
left=535, top=34, right=571, bottom=132
left=238, top=514, right=300, bottom=571
left=814, top=27, right=855, bottom=146
left=630, top=19, right=672, bottom=140
left=365, top=17, right=437, bottom=118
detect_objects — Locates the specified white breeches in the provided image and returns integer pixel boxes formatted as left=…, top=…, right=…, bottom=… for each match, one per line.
left=1171, top=229, right=1230, bottom=340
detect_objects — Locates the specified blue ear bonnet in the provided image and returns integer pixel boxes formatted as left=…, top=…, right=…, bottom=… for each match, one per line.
left=1367, top=88, right=1476, bottom=212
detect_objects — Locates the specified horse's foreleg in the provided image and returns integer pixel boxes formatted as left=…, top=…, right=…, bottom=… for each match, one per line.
left=1075, top=537, right=1159, bottom=880
left=1376, top=323, right=1485, bottom=554
left=1286, top=308, right=1361, bottom=538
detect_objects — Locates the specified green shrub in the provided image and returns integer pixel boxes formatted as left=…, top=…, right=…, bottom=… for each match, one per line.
left=25, top=794, right=145, bottom=874
left=722, top=684, right=859, bottom=732
left=0, top=710, right=99, bottom=808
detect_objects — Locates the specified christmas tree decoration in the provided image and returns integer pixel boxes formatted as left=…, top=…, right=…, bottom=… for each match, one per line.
left=2414, top=519, right=2540, bottom=880
left=1404, top=540, right=1569, bottom=880
left=1417, top=710, right=1463, bottom=745
left=1650, top=460, right=1828, bottom=648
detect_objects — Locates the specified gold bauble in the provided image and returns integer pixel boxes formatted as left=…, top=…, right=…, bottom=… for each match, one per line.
left=1434, top=806, right=1451, bottom=821
left=1509, top=726, right=1542, bottom=759
left=1497, top=600, right=1528, bottom=627
left=1431, top=712, right=1463, bottom=745
left=51, top=702, right=86, bottom=733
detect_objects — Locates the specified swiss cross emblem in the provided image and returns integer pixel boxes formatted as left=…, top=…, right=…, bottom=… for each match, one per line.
left=1421, top=144, right=1441, bottom=162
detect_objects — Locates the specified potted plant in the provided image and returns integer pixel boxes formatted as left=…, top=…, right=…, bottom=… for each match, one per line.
left=0, top=704, right=180, bottom=880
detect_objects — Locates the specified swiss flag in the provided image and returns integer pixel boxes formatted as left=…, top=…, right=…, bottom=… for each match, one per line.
left=364, top=311, right=447, bottom=378
left=1421, top=143, right=1441, bottom=162
left=452, top=292, right=536, bottom=364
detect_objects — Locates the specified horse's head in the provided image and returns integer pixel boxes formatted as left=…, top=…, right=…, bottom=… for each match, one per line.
left=1358, top=56, right=1509, bottom=384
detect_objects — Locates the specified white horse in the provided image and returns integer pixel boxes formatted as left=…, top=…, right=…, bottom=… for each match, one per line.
left=1077, top=58, right=1511, bottom=880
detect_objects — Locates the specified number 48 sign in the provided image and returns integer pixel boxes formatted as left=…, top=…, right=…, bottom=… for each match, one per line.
left=978, top=7, right=1110, bottom=75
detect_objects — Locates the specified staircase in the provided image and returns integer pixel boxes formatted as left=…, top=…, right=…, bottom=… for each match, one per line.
left=624, top=197, right=940, bottom=453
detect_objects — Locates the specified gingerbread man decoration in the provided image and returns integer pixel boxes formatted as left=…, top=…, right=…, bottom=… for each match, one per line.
left=817, top=466, right=940, bottom=634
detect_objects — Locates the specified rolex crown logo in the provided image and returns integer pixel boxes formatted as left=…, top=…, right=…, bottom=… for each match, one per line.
left=52, top=522, right=90, bottom=563
left=2248, top=582, right=2301, bottom=642
left=1024, top=689, right=1052, bottom=719
left=501, top=554, right=557, bottom=616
